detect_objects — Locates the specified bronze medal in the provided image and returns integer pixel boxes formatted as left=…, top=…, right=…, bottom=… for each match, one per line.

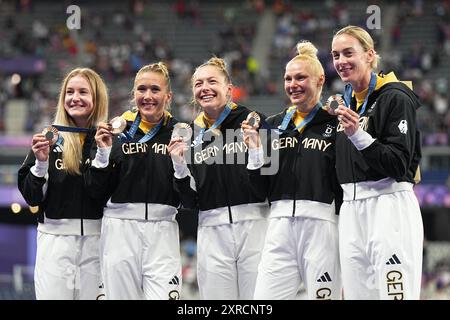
left=324, top=95, right=345, bottom=112
left=109, top=117, right=127, bottom=135
left=42, top=126, right=59, bottom=145
left=246, top=111, right=261, bottom=128
left=172, top=123, right=193, bottom=142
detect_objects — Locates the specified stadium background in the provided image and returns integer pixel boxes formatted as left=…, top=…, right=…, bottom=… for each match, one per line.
left=0, top=0, right=449, bottom=299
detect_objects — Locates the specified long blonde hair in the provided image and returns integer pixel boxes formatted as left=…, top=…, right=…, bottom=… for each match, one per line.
left=288, top=41, right=325, bottom=102
left=54, top=68, right=109, bottom=175
left=333, top=25, right=381, bottom=70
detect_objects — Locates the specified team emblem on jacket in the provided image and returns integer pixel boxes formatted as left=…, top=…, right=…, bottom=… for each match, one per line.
left=322, top=124, right=335, bottom=138
left=398, top=120, right=408, bottom=134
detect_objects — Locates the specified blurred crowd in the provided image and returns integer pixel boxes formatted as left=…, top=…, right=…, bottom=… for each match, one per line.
left=0, top=0, right=449, bottom=148
left=0, top=0, right=275, bottom=130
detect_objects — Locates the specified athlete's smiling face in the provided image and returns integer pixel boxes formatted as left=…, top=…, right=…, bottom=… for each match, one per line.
left=64, top=75, right=94, bottom=127
left=192, top=65, right=232, bottom=115
left=134, top=71, right=172, bottom=123
left=331, top=33, right=374, bottom=91
left=284, top=60, right=323, bottom=110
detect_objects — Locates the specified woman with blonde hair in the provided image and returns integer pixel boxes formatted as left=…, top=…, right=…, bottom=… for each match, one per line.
left=87, top=62, right=183, bottom=300
left=330, top=25, right=423, bottom=299
left=18, top=67, right=109, bottom=299
left=168, top=56, right=269, bottom=300
left=242, top=41, right=342, bottom=299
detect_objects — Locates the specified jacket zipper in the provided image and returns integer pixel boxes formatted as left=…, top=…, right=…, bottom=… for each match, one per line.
left=145, top=142, right=151, bottom=220
left=350, top=100, right=357, bottom=200
left=350, top=150, right=356, bottom=200
left=80, top=132, right=96, bottom=236
left=217, top=129, right=233, bottom=223
left=80, top=194, right=84, bottom=236
left=292, top=131, right=302, bottom=217
left=80, top=150, right=88, bottom=236
left=223, top=162, right=233, bottom=223
left=80, top=165, right=85, bottom=236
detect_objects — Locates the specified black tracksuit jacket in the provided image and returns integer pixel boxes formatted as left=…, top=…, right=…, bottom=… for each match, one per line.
left=17, top=129, right=104, bottom=233
left=248, top=107, right=343, bottom=214
left=174, top=105, right=267, bottom=218
left=85, top=116, right=181, bottom=218
left=335, top=82, right=422, bottom=198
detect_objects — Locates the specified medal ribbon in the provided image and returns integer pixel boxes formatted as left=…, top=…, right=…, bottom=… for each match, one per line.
left=192, top=103, right=232, bottom=147
left=274, top=102, right=322, bottom=134
left=343, top=72, right=377, bottom=115
left=120, top=112, right=164, bottom=143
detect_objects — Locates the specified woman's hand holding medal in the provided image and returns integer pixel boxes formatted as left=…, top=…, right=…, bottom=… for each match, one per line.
left=95, top=122, right=113, bottom=148
left=32, top=131, right=51, bottom=161
left=95, top=117, right=126, bottom=148
left=323, top=94, right=360, bottom=136
left=241, top=111, right=261, bottom=150
left=322, top=94, right=345, bottom=116
left=168, top=123, right=192, bottom=164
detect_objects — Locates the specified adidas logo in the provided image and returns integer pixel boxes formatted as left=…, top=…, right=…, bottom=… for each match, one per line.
left=53, top=145, right=63, bottom=153
left=386, top=254, right=401, bottom=265
left=317, top=272, right=332, bottom=283
left=169, top=275, right=180, bottom=286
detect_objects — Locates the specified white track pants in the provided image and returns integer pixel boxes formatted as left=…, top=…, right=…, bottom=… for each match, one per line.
left=254, top=217, right=341, bottom=300
left=197, top=219, right=267, bottom=300
left=101, top=217, right=182, bottom=300
left=34, top=231, right=102, bottom=300
left=339, top=190, right=423, bottom=300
